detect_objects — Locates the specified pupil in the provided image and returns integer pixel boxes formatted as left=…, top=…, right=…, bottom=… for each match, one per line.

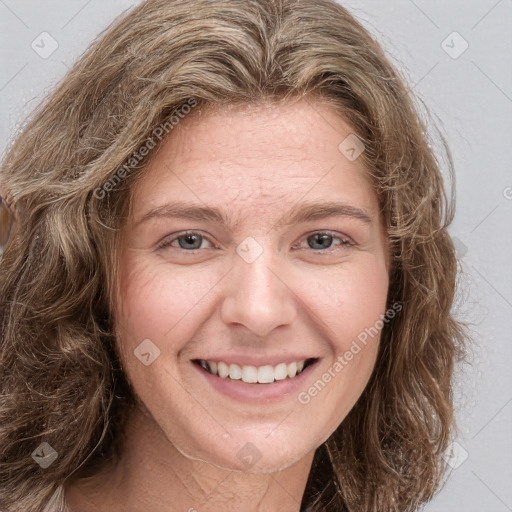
left=309, top=234, right=332, bottom=250
left=180, top=234, right=201, bottom=249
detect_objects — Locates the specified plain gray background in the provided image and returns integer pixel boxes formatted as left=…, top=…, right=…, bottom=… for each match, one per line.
left=1, top=1, right=511, bottom=511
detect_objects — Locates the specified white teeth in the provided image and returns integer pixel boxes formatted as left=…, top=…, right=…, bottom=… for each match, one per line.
left=242, top=365, right=258, bottom=383
left=217, top=361, right=229, bottom=378
left=287, top=362, right=297, bottom=378
left=197, top=359, right=309, bottom=383
left=229, top=363, right=242, bottom=380
left=274, top=363, right=288, bottom=381
left=257, top=365, right=274, bottom=384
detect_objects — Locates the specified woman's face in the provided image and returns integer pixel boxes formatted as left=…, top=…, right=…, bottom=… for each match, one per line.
left=115, top=99, right=390, bottom=473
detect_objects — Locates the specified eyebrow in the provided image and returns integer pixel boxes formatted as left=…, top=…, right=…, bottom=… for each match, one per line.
left=276, top=200, right=372, bottom=228
left=134, top=200, right=373, bottom=228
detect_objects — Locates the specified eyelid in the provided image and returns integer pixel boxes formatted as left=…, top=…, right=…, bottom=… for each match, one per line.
left=293, top=230, right=356, bottom=250
left=157, top=229, right=356, bottom=253
left=157, top=230, right=216, bottom=250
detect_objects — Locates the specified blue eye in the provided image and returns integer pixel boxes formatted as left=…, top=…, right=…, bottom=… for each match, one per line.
left=302, top=231, right=355, bottom=251
left=157, top=230, right=355, bottom=254
left=158, top=232, right=213, bottom=251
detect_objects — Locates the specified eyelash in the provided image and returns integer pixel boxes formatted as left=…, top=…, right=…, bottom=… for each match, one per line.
left=157, top=230, right=356, bottom=253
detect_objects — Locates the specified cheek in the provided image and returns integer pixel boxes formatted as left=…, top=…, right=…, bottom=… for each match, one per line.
left=295, top=256, right=389, bottom=351
left=114, top=258, right=221, bottom=408
left=116, top=256, right=217, bottom=346
left=292, top=259, right=388, bottom=434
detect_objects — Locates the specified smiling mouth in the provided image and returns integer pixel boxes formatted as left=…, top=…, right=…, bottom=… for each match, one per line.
left=193, top=358, right=317, bottom=384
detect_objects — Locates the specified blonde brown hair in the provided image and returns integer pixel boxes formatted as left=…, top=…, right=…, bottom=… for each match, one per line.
left=0, top=0, right=467, bottom=510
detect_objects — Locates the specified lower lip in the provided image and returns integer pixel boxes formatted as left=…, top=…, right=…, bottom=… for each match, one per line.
left=193, top=360, right=319, bottom=404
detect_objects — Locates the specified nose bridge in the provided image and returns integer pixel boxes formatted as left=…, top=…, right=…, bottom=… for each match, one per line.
left=220, top=242, right=297, bottom=337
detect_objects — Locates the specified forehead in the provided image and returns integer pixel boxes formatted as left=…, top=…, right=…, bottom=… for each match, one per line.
left=130, top=99, right=377, bottom=220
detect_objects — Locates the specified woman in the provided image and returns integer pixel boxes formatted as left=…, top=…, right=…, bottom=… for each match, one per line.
left=0, top=0, right=467, bottom=510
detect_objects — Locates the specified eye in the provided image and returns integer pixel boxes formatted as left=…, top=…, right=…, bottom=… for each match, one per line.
left=157, top=231, right=214, bottom=251
left=295, top=231, right=355, bottom=252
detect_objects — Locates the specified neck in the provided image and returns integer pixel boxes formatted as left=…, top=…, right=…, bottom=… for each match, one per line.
left=65, top=405, right=314, bottom=512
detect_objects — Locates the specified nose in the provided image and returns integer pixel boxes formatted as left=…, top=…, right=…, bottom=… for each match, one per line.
left=220, top=249, right=298, bottom=338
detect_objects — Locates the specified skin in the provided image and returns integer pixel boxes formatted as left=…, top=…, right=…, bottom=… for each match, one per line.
left=66, top=98, right=390, bottom=512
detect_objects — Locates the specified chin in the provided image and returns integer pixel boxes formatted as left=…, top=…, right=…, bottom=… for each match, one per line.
left=169, top=431, right=317, bottom=474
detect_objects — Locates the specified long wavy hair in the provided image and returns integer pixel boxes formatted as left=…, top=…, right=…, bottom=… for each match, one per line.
left=0, top=0, right=468, bottom=510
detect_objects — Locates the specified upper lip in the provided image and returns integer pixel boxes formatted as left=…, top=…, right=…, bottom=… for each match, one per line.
left=192, top=354, right=318, bottom=367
